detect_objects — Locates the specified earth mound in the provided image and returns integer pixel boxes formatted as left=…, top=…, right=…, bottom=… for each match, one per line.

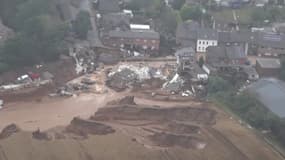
left=0, top=124, right=21, bottom=139
left=107, top=96, right=136, bottom=105
left=66, top=117, right=115, bottom=138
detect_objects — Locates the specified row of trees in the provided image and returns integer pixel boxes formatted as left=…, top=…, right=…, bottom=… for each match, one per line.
left=251, top=6, right=285, bottom=25
left=0, top=0, right=69, bottom=72
left=208, top=76, right=285, bottom=147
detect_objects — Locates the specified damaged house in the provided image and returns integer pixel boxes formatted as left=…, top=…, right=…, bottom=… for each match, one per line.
left=175, top=47, right=208, bottom=82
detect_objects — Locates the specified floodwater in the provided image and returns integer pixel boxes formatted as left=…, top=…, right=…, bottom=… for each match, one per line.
left=0, top=92, right=120, bottom=131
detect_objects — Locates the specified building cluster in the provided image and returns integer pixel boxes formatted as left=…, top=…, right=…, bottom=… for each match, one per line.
left=176, top=20, right=285, bottom=81
left=94, top=0, right=160, bottom=54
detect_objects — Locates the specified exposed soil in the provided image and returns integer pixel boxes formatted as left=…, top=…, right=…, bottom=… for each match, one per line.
left=0, top=124, right=20, bottom=139
left=164, top=122, right=200, bottom=135
left=92, top=105, right=216, bottom=125
left=149, top=132, right=206, bottom=149
left=65, top=117, right=115, bottom=138
left=32, top=129, right=51, bottom=141
left=107, top=96, right=136, bottom=106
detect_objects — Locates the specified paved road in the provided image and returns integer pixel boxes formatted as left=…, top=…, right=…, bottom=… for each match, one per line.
left=80, top=0, right=103, bottom=47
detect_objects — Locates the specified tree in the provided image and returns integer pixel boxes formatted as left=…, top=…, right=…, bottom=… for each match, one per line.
left=73, top=11, right=91, bottom=39
left=179, top=5, right=203, bottom=21
left=207, top=76, right=231, bottom=94
left=171, top=0, right=185, bottom=10
left=251, top=8, right=267, bottom=24
left=0, top=0, right=68, bottom=68
left=159, top=6, right=178, bottom=34
left=198, top=57, right=204, bottom=67
left=279, top=58, right=285, bottom=81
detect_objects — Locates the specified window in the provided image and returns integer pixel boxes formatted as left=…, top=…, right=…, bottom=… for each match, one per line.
left=206, top=41, right=208, bottom=45
left=203, top=41, right=205, bottom=45
left=199, top=41, right=201, bottom=44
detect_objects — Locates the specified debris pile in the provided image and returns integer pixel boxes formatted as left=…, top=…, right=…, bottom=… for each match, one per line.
left=0, top=124, right=21, bottom=139
left=163, top=73, right=185, bottom=93
left=107, top=64, right=170, bottom=92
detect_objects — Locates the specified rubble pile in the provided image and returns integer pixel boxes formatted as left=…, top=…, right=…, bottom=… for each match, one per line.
left=107, top=64, right=169, bottom=92
left=163, top=74, right=185, bottom=93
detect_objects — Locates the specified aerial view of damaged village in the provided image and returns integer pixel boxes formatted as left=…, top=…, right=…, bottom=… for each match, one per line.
left=1, top=0, right=285, bottom=159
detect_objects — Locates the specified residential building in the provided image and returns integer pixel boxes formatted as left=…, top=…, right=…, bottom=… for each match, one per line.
left=253, top=32, right=285, bottom=57
left=175, top=47, right=196, bottom=71
left=206, top=45, right=247, bottom=66
left=176, top=21, right=199, bottom=48
left=256, top=58, right=281, bottom=77
left=103, top=29, right=160, bottom=51
left=196, top=29, right=218, bottom=53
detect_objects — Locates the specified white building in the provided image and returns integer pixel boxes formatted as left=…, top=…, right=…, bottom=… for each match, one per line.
left=196, top=29, right=218, bottom=53
left=130, top=24, right=150, bottom=30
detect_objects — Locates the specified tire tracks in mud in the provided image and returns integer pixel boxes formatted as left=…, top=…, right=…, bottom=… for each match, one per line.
left=0, top=145, right=8, bottom=160
left=207, top=127, right=250, bottom=160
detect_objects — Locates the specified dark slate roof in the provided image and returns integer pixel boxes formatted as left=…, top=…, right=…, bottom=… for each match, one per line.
left=255, top=32, right=285, bottom=49
left=225, top=46, right=246, bottom=59
left=197, top=29, right=218, bottom=40
left=175, top=47, right=195, bottom=57
left=256, top=58, right=281, bottom=69
left=247, top=78, right=285, bottom=117
left=207, top=45, right=245, bottom=62
left=98, top=0, right=120, bottom=14
left=218, top=31, right=255, bottom=43
left=108, top=30, right=160, bottom=39
left=176, top=21, right=199, bottom=41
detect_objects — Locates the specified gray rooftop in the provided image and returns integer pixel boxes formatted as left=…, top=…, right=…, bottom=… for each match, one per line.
left=175, top=47, right=195, bottom=57
left=108, top=30, right=160, bottom=39
left=98, top=0, right=120, bottom=14
left=176, top=21, right=199, bottom=41
left=256, top=58, right=281, bottom=69
left=247, top=78, right=285, bottom=117
left=197, top=29, right=218, bottom=40
left=207, top=45, right=246, bottom=63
